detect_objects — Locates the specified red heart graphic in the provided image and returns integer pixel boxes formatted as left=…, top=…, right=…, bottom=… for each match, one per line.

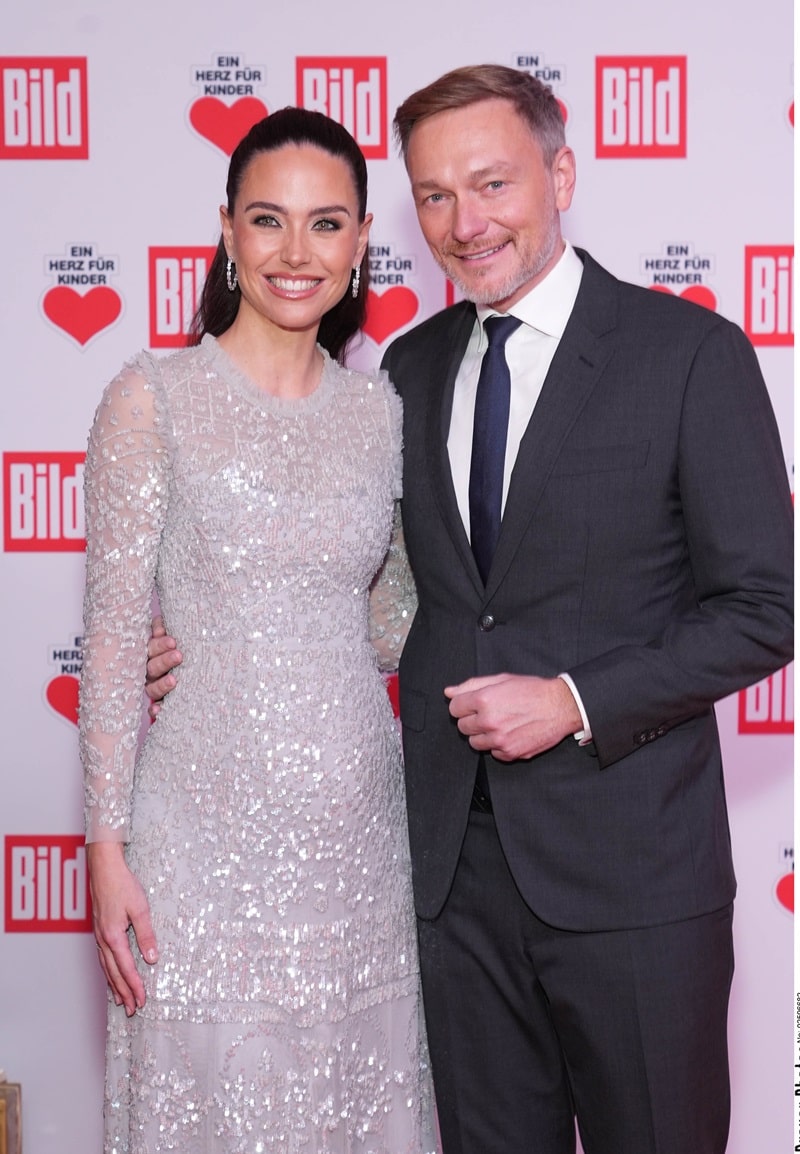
left=189, top=97, right=268, bottom=156
left=649, top=284, right=717, bottom=312
left=776, top=872, right=794, bottom=912
left=46, top=675, right=79, bottom=727
left=363, top=287, right=420, bottom=345
left=43, top=286, right=122, bottom=345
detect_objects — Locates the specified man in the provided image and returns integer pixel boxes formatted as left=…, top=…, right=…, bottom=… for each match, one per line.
left=148, top=66, right=793, bottom=1153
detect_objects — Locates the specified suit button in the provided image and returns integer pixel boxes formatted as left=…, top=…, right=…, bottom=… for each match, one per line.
left=478, top=614, right=496, bottom=632
left=648, top=729, right=658, bottom=742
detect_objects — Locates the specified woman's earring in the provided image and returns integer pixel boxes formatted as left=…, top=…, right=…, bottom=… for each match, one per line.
left=351, top=266, right=361, bottom=299
left=226, top=259, right=238, bottom=292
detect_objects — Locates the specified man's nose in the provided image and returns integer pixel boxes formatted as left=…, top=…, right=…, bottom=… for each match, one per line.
left=451, top=199, right=490, bottom=243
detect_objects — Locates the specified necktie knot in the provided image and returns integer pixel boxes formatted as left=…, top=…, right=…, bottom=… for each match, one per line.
left=483, top=314, right=522, bottom=350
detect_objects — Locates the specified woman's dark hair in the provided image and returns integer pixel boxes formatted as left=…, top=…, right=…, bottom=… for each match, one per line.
left=188, top=107, right=369, bottom=364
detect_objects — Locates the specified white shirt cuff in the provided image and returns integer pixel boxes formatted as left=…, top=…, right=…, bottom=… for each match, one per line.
left=558, top=672, right=593, bottom=744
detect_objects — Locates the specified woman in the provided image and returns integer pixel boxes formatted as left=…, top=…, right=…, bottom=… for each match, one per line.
left=79, top=108, right=434, bottom=1153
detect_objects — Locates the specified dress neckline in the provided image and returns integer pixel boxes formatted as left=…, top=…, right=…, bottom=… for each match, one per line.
left=200, top=332, right=336, bottom=415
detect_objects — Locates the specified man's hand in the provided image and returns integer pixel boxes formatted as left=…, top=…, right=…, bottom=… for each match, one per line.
left=87, top=842, right=158, bottom=1016
left=444, top=674, right=582, bottom=761
left=145, top=615, right=182, bottom=718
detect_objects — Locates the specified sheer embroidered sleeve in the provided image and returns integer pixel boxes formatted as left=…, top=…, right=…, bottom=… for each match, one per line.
left=368, top=377, right=417, bottom=671
left=79, top=357, right=171, bottom=843
left=369, top=501, right=417, bottom=673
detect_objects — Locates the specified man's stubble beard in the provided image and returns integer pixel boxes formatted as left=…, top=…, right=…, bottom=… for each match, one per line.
left=436, top=211, right=562, bottom=308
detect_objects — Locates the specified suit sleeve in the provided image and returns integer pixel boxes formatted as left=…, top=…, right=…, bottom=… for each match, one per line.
left=566, top=320, right=793, bottom=768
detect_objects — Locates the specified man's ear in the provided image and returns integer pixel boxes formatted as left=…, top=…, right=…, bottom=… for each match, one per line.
left=553, top=147, right=576, bottom=212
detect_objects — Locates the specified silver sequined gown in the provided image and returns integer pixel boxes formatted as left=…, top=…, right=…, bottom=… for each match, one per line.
left=79, top=335, right=435, bottom=1153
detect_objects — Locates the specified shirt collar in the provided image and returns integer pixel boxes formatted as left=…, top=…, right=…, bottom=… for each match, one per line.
left=477, top=241, right=584, bottom=339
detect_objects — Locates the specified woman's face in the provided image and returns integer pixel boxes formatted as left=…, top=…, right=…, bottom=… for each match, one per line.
left=221, top=143, right=371, bottom=338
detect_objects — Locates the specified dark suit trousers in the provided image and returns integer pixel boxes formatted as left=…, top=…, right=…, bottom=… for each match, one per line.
left=417, top=810, right=734, bottom=1154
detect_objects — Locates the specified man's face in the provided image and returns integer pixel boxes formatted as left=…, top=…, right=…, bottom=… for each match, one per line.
left=406, top=98, right=575, bottom=310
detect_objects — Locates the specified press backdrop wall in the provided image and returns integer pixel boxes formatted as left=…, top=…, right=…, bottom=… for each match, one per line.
left=0, top=2, right=794, bottom=1151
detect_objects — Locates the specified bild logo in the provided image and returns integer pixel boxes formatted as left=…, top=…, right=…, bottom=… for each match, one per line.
left=149, top=246, right=217, bottom=348
left=596, top=56, right=686, bottom=158
left=5, top=835, right=91, bottom=932
left=744, top=246, right=793, bottom=346
left=3, top=452, right=85, bottom=552
left=297, top=57, right=387, bottom=159
left=0, top=57, right=88, bottom=159
left=738, top=665, right=793, bottom=734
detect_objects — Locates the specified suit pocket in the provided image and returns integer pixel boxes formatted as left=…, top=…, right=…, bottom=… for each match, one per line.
left=552, top=440, right=650, bottom=476
left=399, top=685, right=426, bottom=732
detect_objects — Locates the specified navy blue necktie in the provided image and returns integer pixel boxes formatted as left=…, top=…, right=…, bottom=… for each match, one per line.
left=468, top=314, right=522, bottom=583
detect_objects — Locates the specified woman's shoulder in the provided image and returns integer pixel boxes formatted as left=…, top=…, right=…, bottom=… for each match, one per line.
left=334, top=358, right=401, bottom=427
left=333, top=357, right=398, bottom=404
left=129, top=341, right=210, bottom=390
left=333, top=360, right=403, bottom=483
left=95, top=343, right=209, bottom=444
left=102, top=342, right=203, bottom=395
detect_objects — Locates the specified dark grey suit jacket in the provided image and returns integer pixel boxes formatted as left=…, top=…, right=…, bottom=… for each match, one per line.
left=381, top=249, right=793, bottom=929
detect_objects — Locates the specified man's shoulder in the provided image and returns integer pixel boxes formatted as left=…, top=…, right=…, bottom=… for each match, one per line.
left=577, top=247, right=730, bottom=338
left=384, top=299, right=475, bottom=359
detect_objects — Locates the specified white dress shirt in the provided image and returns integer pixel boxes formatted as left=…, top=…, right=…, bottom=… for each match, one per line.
left=446, top=241, right=592, bottom=741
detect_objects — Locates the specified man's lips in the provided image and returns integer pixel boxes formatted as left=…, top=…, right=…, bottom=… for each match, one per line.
left=450, top=240, right=510, bottom=263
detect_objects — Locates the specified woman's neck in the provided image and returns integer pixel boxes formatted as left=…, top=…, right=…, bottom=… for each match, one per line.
left=217, top=313, right=324, bottom=398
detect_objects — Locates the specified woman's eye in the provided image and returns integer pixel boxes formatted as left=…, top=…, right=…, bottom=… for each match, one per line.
left=313, top=218, right=341, bottom=231
left=253, top=214, right=279, bottom=227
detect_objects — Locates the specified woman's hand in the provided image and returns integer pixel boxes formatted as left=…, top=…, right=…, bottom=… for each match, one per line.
left=87, top=841, right=158, bottom=1015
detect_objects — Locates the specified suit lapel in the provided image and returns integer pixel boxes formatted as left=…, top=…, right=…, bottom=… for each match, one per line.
left=485, top=252, right=620, bottom=599
left=423, top=304, right=488, bottom=596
